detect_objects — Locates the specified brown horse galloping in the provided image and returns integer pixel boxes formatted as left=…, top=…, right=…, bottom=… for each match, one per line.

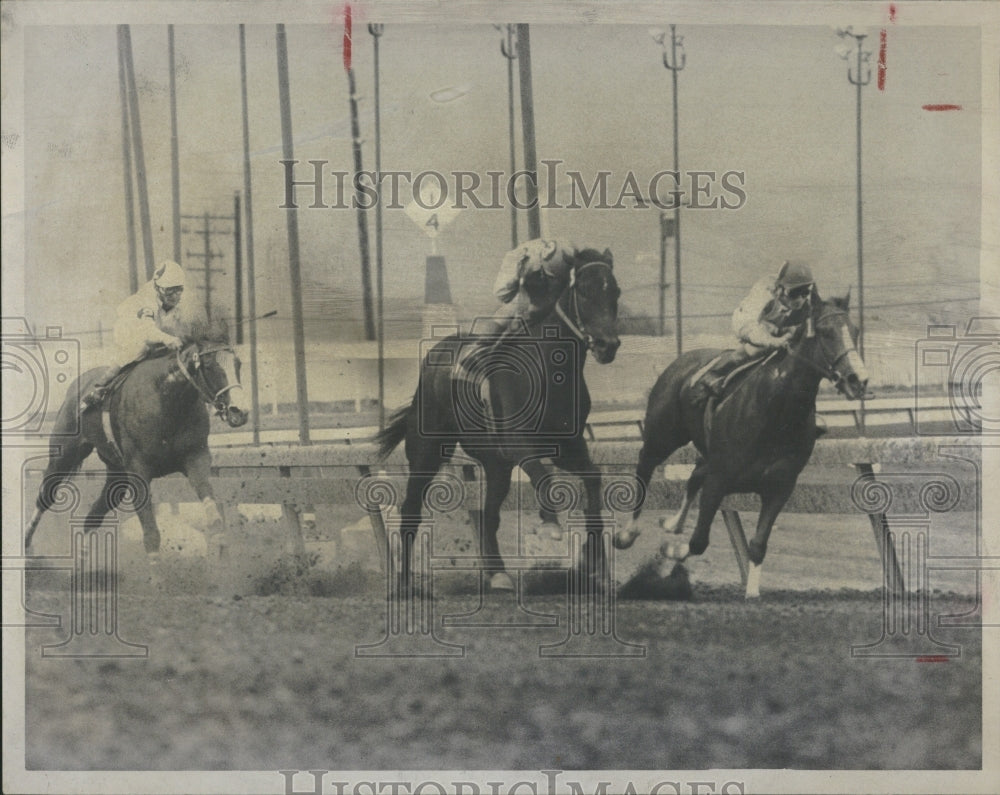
left=24, top=323, right=248, bottom=560
left=613, top=293, right=869, bottom=595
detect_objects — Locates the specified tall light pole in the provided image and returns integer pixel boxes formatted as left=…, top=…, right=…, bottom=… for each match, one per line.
left=653, top=26, right=685, bottom=357
left=497, top=24, right=519, bottom=249
left=369, top=22, right=386, bottom=430
left=835, top=26, right=872, bottom=361
left=515, top=24, right=540, bottom=239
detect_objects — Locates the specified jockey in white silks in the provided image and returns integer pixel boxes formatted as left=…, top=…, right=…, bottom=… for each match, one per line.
left=481, top=237, right=579, bottom=337
left=696, top=260, right=817, bottom=398
left=80, top=260, right=187, bottom=410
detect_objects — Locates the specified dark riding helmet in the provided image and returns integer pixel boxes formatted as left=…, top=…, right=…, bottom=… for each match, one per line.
left=776, top=261, right=815, bottom=291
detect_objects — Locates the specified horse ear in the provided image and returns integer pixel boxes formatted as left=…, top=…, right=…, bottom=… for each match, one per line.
left=843, top=286, right=852, bottom=309
left=603, top=247, right=613, bottom=267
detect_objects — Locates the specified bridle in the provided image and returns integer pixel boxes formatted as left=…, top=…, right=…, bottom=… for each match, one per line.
left=783, top=308, right=861, bottom=394
left=174, top=344, right=244, bottom=419
left=552, top=260, right=615, bottom=351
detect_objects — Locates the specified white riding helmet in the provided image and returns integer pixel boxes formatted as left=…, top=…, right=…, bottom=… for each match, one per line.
left=154, top=260, right=186, bottom=289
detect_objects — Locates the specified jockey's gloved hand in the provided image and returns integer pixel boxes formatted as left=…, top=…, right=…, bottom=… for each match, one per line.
left=164, top=336, right=184, bottom=351
left=778, top=332, right=795, bottom=350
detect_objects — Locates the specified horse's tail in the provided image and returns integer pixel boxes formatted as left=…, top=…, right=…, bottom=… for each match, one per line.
left=375, top=403, right=410, bottom=459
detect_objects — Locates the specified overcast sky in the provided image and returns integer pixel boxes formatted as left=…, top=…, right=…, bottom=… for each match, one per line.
left=16, top=16, right=982, bottom=341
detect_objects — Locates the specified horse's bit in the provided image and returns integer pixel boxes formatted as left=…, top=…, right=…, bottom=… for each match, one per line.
left=784, top=309, right=859, bottom=393
left=175, top=345, right=243, bottom=419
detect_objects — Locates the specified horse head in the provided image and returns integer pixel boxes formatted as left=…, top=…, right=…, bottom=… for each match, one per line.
left=557, top=248, right=621, bottom=364
left=797, top=293, right=870, bottom=401
left=178, top=319, right=249, bottom=427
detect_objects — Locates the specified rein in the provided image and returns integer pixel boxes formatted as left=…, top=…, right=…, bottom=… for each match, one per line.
left=174, top=345, right=242, bottom=416
left=553, top=260, right=612, bottom=350
left=782, top=309, right=856, bottom=390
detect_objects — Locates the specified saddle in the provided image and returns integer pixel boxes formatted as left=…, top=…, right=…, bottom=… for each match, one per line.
left=99, top=364, right=138, bottom=409
left=688, top=350, right=776, bottom=448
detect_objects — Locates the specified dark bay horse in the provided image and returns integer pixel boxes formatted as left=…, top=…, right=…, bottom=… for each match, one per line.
left=613, top=293, right=869, bottom=594
left=24, top=323, right=249, bottom=560
left=375, top=249, right=621, bottom=591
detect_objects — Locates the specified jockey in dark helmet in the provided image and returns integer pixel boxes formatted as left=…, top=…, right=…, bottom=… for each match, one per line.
left=484, top=237, right=579, bottom=338
left=80, top=260, right=187, bottom=411
left=697, top=260, right=817, bottom=400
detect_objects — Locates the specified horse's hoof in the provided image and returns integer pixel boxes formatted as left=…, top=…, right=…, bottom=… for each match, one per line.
left=659, top=515, right=682, bottom=534
left=538, top=521, right=563, bottom=540
left=659, top=540, right=689, bottom=561
left=613, top=525, right=640, bottom=550
left=489, top=572, right=515, bottom=591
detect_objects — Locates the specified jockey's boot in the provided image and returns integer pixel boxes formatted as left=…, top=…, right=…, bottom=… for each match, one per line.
left=696, top=349, right=747, bottom=401
left=79, top=383, right=108, bottom=412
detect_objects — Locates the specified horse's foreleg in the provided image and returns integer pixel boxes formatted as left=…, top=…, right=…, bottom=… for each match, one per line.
left=614, top=443, right=677, bottom=550
left=660, top=462, right=708, bottom=535
left=747, top=483, right=795, bottom=567
left=520, top=456, right=562, bottom=539
left=481, top=461, right=514, bottom=591
left=662, top=474, right=725, bottom=566
left=184, top=451, right=227, bottom=559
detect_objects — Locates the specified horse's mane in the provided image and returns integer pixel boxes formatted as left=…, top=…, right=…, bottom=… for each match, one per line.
left=572, top=247, right=614, bottom=268
left=182, top=317, right=231, bottom=346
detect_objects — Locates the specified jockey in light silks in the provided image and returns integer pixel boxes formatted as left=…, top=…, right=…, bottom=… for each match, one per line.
left=697, top=260, right=817, bottom=399
left=80, top=260, right=187, bottom=410
left=477, top=238, right=579, bottom=539
left=485, top=237, right=579, bottom=338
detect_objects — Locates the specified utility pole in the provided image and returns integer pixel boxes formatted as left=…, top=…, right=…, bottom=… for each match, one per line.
left=116, top=27, right=138, bottom=293
left=233, top=192, right=243, bottom=344
left=499, top=24, right=519, bottom=249
left=368, top=22, right=386, bottom=430
left=344, top=6, right=377, bottom=341
left=168, top=25, right=182, bottom=263
left=653, top=25, right=686, bottom=357
left=181, top=211, right=232, bottom=322
left=836, top=26, right=872, bottom=361
left=120, top=24, right=155, bottom=280
left=239, top=23, right=262, bottom=444
left=515, top=24, right=540, bottom=240
left=276, top=22, right=311, bottom=444
left=836, top=26, right=872, bottom=433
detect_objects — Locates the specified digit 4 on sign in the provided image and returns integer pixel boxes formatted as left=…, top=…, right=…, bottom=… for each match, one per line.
left=404, top=180, right=462, bottom=238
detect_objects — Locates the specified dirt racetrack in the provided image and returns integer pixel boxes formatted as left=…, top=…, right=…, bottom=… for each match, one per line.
left=19, top=503, right=983, bottom=773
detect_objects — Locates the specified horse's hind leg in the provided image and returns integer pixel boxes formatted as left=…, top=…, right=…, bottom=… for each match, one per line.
left=25, top=438, right=94, bottom=550
left=80, top=470, right=138, bottom=533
